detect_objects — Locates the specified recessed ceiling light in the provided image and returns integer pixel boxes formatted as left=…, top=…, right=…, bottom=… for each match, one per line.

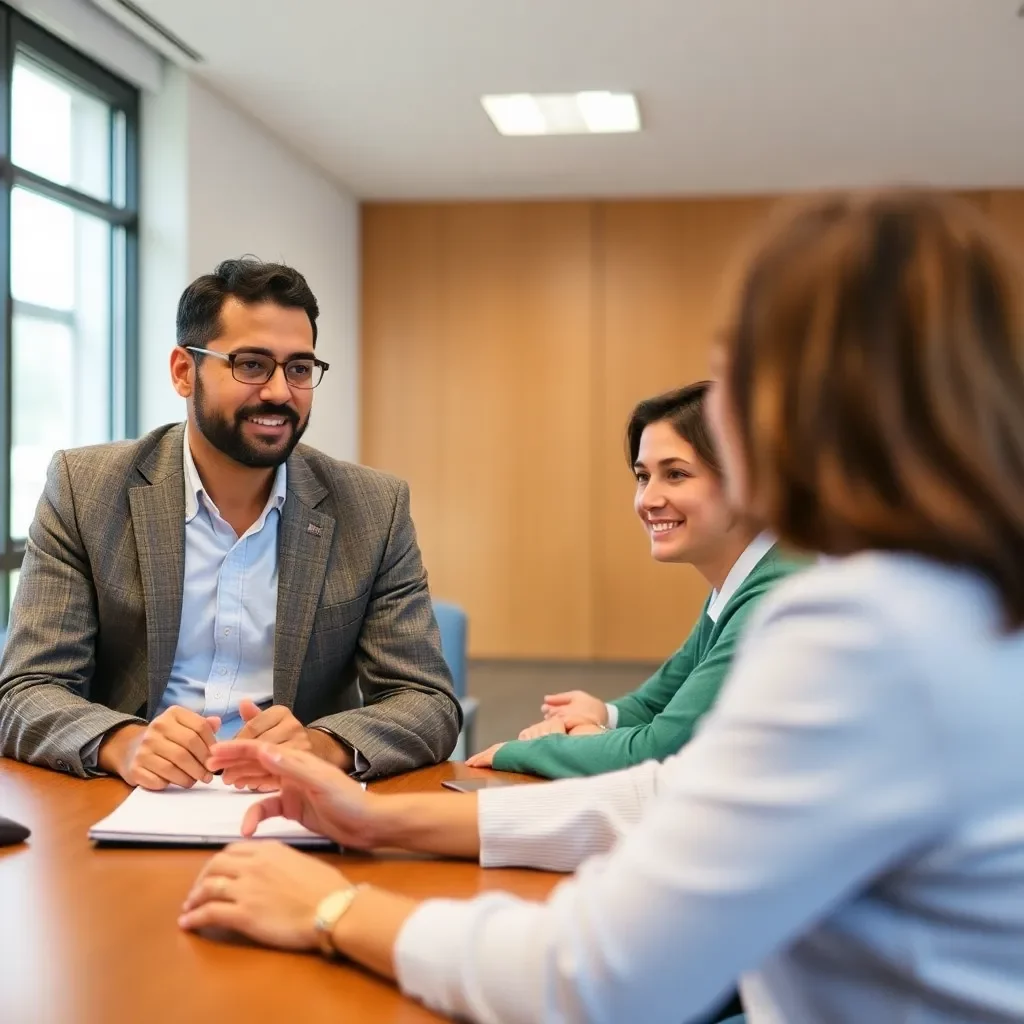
left=481, top=92, right=641, bottom=136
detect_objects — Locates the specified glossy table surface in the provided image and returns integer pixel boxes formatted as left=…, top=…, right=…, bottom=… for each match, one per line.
left=0, top=758, right=556, bottom=1024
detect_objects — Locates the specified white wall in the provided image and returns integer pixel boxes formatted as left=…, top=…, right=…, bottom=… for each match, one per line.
left=140, top=69, right=360, bottom=461
left=138, top=68, right=190, bottom=435
left=9, top=0, right=162, bottom=91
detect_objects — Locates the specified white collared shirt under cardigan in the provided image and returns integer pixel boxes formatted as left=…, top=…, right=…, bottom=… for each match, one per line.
left=394, top=552, right=1024, bottom=1023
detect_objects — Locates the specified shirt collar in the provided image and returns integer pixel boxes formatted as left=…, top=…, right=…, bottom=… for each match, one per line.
left=707, top=531, right=776, bottom=623
left=183, top=426, right=288, bottom=524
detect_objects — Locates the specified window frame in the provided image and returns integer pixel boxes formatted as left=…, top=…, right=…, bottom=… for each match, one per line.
left=0, top=4, right=139, bottom=620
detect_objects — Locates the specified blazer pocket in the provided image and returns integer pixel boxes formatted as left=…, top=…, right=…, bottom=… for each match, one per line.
left=312, top=593, right=368, bottom=633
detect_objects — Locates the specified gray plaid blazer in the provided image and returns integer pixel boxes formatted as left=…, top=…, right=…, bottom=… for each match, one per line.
left=0, top=423, right=460, bottom=779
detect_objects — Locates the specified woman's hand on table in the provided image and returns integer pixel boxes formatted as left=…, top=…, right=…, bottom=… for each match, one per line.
left=465, top=743, right=506, bottom=769
left=179, top=841, right=348, bottom=950
left=567, top=722, right=605, bottom=736
left=180, top=841, right=420, bottom=981
left=517, top=717, right=567, bottom=741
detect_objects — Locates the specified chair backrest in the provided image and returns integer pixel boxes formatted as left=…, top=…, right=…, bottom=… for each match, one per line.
left=432, top=600, right=468, bottom=699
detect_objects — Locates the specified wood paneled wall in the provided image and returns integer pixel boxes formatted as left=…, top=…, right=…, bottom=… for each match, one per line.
left=594, top=199, right=770, bottom=659
left=361, top=191, right=1024, bottom=661
left=361, top=203, right=597, bottom=658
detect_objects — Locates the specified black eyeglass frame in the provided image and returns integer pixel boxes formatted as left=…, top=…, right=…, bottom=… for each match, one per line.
left=185, top=345, right=330, bottom=389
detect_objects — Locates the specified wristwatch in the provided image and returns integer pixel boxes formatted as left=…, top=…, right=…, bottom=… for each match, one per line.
left=313, top=884, right=367, bottom=957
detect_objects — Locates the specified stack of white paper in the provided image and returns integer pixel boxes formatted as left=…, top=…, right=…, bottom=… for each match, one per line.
left=89, top=776, right=332, bottom=847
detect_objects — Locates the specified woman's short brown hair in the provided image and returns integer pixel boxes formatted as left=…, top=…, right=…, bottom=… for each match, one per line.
left=625, top=382, right=721, bottom=476
left=724, top=189, right=1024, bottom=627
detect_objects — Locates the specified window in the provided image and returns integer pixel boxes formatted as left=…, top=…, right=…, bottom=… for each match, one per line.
left=0, top=6, right=138, bottom=621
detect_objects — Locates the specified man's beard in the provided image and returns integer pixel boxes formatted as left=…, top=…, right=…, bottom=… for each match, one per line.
left=193, top=375, right=308, bottom=468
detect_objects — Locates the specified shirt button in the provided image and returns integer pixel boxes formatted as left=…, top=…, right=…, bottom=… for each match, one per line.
left=223, top=628, right=231, bottom=636
left=219, top=668, right=228, bottom=675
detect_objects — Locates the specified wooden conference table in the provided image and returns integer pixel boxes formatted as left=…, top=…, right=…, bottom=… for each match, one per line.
left=0, top=758, right=557, bottom=1024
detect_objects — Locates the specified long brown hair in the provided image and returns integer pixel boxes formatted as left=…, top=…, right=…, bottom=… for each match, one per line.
left=723, top=189, right=1024, bottom=627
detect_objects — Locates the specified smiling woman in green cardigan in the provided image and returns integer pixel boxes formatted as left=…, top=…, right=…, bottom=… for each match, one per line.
left=466, top=382, right=806, bottom=779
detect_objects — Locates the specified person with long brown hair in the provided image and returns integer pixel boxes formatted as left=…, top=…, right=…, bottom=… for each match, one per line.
left=180, top=191, right=1024, bottom=1024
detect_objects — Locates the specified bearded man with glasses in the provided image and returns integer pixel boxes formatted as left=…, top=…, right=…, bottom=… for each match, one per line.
left=0, top=258, right=461, bottom=788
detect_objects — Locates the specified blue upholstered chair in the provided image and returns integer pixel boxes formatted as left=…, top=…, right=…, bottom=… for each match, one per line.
left=432, top=600, right=478, bottom=760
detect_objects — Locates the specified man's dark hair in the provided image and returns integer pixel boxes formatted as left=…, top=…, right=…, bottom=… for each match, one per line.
left=625, top=381, right=722, bottom=476
left=176, top=257, right=320, bottom=349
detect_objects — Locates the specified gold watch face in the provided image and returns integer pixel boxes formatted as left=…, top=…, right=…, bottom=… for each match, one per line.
left=316, top=888, right=355, bottom=929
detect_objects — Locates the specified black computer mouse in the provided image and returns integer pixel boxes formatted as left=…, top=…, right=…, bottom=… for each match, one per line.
left=0, top=815, right=30, bottom=846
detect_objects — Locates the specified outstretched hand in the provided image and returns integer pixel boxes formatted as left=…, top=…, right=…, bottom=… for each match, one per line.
left=206, top=741, right=378, bottom=849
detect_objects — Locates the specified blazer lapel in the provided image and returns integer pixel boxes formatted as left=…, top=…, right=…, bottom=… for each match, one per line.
left=274, top=452, right=335, bottom=709
left=128, top=425, right=187, bottom=716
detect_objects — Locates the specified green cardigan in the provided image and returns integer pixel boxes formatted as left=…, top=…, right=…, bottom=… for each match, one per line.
left=491, top=546, right=806, bottom=779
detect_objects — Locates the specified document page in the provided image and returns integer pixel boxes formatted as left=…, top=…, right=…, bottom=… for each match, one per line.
left=88, top=776, right=334, bottom=847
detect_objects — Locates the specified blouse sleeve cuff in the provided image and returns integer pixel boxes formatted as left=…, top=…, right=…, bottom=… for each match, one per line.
left=394, top=898, right=473, bottom=1012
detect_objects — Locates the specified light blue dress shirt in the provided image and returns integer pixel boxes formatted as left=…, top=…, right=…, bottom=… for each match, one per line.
left=155, top=431, right=287, bottom=739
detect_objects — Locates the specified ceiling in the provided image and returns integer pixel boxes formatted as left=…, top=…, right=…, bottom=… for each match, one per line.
left=134, top=0, right=1024, bottom=200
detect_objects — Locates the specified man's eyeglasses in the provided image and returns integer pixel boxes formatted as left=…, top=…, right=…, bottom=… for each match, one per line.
left=185, top=347, right=329, bottom=389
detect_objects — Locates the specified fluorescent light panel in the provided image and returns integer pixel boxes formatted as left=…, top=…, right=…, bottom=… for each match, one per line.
left=482, top=91, right=640, bottom=136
